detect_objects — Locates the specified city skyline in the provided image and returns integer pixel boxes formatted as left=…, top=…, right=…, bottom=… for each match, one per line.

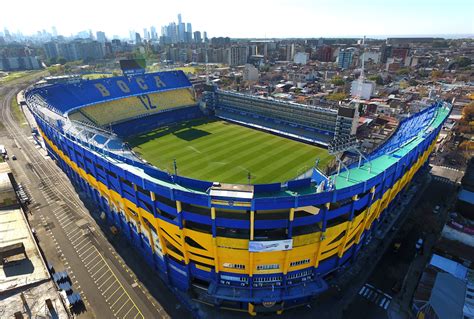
left=1, top=0, right=473, bottom=39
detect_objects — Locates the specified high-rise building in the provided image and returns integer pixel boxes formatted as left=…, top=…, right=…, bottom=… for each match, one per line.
left=143, top=28, right=149, bottom=40
left=285, top=43, right=295, bottom=61
left=167, top=23, right=178, bottom=44
left=178, top=23, right=185, bottom=42
left=227, top=46, right=249, bottom=66
left=135, top=32, right=142, bottom=44
left=186, top=23, right=192, bottom=35
left=193, top=31, right=202, bottom=43
left=338, top=49, right=354, bottom=69
left=96, top=31, right=106, bottom=43
left=294, top=52, right=309, bottom=64
left=380, top=44, right=392, bottom=63
left=316, top=45, right=333, bottom=62
left=392, top=47, right=409, bottom=60
left=178, top=13, right=182, bottom=24
left=203, top=31, right=208, bottom=43
left=150, top=26, right=157, bottom=41
left=52, top=26, right=58, bottom=37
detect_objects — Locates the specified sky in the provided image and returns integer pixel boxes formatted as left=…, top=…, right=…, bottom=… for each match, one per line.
left=1, top=0, right=473, bottom=39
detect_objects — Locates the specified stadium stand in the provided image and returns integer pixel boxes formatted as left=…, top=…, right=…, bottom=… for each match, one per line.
left=68, top=110, right=98, bottom=126
left=25, top=66, right=451, bottom=314
left=368, top=104, right=437, bottom=160
left=217, top=90, right=337, bottom=134
left=111, top=105, right=203, bottom=137
left=216, top=107, right=334, bottom=144
left=75, top=88, right=196, bottom=126
left=28, top=70, right=192, bottom=115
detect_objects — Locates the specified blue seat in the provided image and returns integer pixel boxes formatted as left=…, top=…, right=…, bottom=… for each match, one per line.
left=27, top=71, right=192, bottom=115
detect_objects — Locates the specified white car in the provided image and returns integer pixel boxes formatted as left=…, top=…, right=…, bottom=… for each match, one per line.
left=416, top=238, right=424, bottom=251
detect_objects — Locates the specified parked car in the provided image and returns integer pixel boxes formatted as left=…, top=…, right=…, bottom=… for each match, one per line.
left=416, top=238, right=424, bottom=255
left=433, top=205, right=440, bottom=214
left=11, top=155, right=17, bottom=160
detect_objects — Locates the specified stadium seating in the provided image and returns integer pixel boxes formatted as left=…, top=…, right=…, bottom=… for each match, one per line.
left=216, top=108, right=334, bottom=144
left=369, top=104, right=437, bottom=160
left=28, top=70, right=192, bottom=115
left=111, top=105, right=204, bottom=137
left=217, top=91, right=338, bottom=134
left=77, top=88, right=196, bottom=126
left=68, top=110, right=98, bottom=126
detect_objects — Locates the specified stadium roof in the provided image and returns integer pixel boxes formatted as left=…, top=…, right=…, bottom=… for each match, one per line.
left=334, top=105, right=449, bottom=189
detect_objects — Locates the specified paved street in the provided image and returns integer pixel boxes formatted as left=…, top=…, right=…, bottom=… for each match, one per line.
left=343, top=171, right=456, bottom=319
left=0, top=77, right=191, bottom=318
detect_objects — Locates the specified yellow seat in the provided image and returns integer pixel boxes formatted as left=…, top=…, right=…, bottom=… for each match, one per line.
left=76, top=89, right=196, bottom=126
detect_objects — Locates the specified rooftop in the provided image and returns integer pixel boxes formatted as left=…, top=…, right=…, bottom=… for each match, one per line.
left=0, top=208, right=49, bottom=292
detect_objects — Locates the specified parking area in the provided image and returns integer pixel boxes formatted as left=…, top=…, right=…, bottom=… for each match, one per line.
left=52, top=205, right=144, bottom=319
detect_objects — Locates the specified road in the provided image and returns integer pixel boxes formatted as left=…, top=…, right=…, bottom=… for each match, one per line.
left=0, top=77, right=191, bottom=318
left=343, top=173, right=456, bottom=319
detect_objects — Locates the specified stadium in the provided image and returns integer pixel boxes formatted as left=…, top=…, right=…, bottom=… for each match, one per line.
left=25, top=67, right=451, bottom=315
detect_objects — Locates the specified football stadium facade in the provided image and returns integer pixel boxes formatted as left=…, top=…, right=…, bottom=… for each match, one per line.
left=25, top=70, right=451, bottom=315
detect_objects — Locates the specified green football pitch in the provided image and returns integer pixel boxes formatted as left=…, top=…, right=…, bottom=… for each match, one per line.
left=127, top=118, right=333, bottom=184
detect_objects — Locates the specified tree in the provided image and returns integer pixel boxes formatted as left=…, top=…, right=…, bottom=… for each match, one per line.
left=58, top=57, right=67, bottom=65
left=399, top=80, right=409, bottom=89
left=432, top=40, right=448, bottom=48
left=47, top=57, right=57, bottom=65
left=327, top=92, right=347, bottom=101
left=368, top=75, right=384, bottom=85
left=431, top=70, right=443, bottom=79
left=456, top=57, right=472, bottom=68
left=396, top=68, right=410, bottom=75
left=47, top=64, right=65, bottom=75
left=331, top=76, right=344, bottom=86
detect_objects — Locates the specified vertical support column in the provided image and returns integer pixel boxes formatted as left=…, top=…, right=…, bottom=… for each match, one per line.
left=176, top=201, right=190, bottom=265
left=356, top=187, right=375, bottom=244
left=211, top=207, right=220, bottom=273
left=250, top=210, right=255, bottom=241
left=338, top=195, right=358, bottom=261
left=132, top=184, right=142, bottom=234
left=282, top=208, right=295, bottom=295
left=314, top=203, right=329, bottom=269
left=283, top=208, right=295, bottom=272
left=287, top=208, right=295, bottom=238
left=249, top=210, right=255, bottom=294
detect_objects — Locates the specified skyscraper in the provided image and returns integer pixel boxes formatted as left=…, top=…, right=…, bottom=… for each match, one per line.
left=193, top=31, right=202, bottom=43
left=167, top=23, right=178, bottom=44
left=178, top=23, right=185, bottom=42
left=150, top=26, right=157, bottom=41
left=135, top=32, right=142, bottom=44
left=142, top=28, right=149, bottom=40
left=96, top=31, right=106, bottom=43
left=338, top=49, right=354, bottom=69
left=52, top=26, right=58, bottom=37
